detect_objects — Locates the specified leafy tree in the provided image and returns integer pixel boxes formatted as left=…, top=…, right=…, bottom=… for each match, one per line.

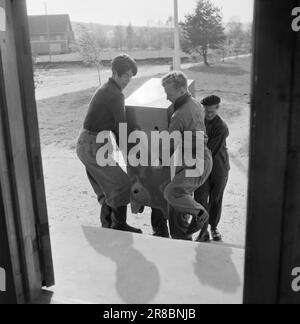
left=180, top=0, right=226, bottom=65
left=77, top=24, right=102, bottom=85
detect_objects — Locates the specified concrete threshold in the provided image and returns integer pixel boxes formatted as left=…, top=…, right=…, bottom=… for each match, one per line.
left=37, top=224, right=245, bottom=304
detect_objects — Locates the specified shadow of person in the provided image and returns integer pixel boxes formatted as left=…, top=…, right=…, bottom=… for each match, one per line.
left=194, top=244, right=242, bottom=293
left=82, top=226, right=160, bottom=304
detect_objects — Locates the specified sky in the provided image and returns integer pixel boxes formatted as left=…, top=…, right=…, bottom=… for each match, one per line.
left=26, top=0, right=254, bottom=26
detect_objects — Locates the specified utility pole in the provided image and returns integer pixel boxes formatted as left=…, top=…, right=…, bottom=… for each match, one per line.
left=44, top=1, right=51, bottom=62
left=173, top=0, right=181, bottom=70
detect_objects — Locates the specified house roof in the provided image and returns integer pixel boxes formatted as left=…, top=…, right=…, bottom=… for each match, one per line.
left=28, top=14, right=73, bottom=35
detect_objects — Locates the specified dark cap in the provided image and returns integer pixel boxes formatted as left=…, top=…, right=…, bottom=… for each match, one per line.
left=201, top=95, right=221, bottom=106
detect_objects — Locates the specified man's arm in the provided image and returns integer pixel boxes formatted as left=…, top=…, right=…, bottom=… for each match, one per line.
left=208, top=124, right=229, bottom=158
left=110, top=93, right=127, bottom=136
left=169, top=113, right=184, bottom=157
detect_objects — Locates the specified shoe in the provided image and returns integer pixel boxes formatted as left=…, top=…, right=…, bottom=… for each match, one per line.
left=111, top=223, right=143, bottom=234
left=186, top=210, right=209, bottom=236
left=211, top=228, right=222, bottom=242
left=111, top=206, right=143, bottom=234
left=100, top=203, right=112, bottom=228
left=196, top=230, right=210, bottom=243
left=151, top=208, right=170, bottom=238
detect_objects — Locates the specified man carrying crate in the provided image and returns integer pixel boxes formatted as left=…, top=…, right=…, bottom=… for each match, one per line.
left=162, top=72, right=213, bottom=240
left=77, top=54, right=142, bottom=234
left=195, top=95, right=230, bottom=242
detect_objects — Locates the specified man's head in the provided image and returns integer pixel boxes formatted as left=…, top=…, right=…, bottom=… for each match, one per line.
left=112, top=54, right=138, bottom=90
left=162, top=71, right=188, bottom=103
left=201, top=95, right=221, bottom=120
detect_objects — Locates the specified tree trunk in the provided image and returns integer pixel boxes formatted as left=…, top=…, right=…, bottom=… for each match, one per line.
left=203, top=47, right=209, bottom=66
left=199, top=46, right=210, bottom=66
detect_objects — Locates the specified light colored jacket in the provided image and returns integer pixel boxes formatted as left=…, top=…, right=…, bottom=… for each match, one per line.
left=169, top=95, right=212, bottom=179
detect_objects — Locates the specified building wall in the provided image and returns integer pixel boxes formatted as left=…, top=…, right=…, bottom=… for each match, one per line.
left=30, top=33, right=71, bottom=55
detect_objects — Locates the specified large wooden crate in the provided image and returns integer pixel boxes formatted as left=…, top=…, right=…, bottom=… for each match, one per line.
left=125, top=78, right=195, bottom=216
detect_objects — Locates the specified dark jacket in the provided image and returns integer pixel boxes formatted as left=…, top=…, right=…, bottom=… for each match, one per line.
left=205, top=115, right=230, bottom=172
left=83, top=78, right=126, bottom=139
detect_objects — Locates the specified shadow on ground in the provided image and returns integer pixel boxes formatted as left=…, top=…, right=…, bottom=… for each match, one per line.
left=194, top=244, right=242, bottom=293
left=189, top=62, right=250, bottom=76
left=82, top=226, right=160, bottom=304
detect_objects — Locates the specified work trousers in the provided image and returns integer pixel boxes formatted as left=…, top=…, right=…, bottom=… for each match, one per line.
left=164, top=150, right=213, bottom=239
left=76, top=129, right=131, bottom=209
left=194, top=163, right=229, bottom=230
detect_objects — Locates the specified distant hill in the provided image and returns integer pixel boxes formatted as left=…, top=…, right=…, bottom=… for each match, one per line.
left=71, top=21, right=174, bottom=50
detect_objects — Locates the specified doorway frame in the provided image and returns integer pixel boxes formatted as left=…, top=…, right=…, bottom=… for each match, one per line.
left=244, top=0, right=300, bottom=304
left=0, top=0, right=300, bottom=304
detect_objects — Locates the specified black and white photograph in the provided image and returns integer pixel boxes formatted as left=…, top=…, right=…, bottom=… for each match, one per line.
left=0, top=0, right=299, bottom=306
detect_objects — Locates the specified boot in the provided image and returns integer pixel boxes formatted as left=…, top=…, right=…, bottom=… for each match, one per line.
left=151, top=208, right=170, bottom=238
left=211, top=228, right=222, bottom=242
left=100, top=203, right=112, bottom=228
left=196, top=230, right=211, bottom=243
left=186, top=209, right=209, bottom=236
left=195, top=217, right=210, bottom=242
left=111, top=206, right=143, bottom=234
left=169, top=209, right=192, bottom=241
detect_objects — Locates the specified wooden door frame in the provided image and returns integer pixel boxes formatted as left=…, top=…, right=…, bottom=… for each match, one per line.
left=1, top=0, right=300, bottom=304
left=244, top=0, right=300, bottom=304
left=0, top=0, right=54, bottom=304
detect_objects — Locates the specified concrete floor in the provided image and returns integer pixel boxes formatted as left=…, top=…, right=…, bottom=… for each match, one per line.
left=39, top=224, right=245, bottom=304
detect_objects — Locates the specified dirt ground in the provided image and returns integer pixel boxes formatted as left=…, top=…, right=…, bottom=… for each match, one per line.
left=38, top=56, right=250, bottom=247
left=35, top=62, right=197, bottom=101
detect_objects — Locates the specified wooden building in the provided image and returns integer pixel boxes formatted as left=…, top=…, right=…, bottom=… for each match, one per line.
left=28, top=14, right=74, bottom=55
left=0, top=0, right=299, bottom=304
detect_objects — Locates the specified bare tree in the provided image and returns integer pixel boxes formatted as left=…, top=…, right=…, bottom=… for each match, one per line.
left=126, top=23, right=136, bottom=50
left=32, top=54, right=43, bottom=89
left=77, top=24, right=102, bottom=85
left=226, top=18, right=253, bottom=55
left=113, top=25, right=125, bottom=50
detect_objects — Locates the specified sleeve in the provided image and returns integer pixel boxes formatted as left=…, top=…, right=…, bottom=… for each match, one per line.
left=111, top=94, right=126, bottom=127
left=169, top=112, right=184, bottom=133
left=168, top=112, right=184, bottom=157
left=109, top=94, right=127, bottom=140
left=208, top=124, right=229, bottom=158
